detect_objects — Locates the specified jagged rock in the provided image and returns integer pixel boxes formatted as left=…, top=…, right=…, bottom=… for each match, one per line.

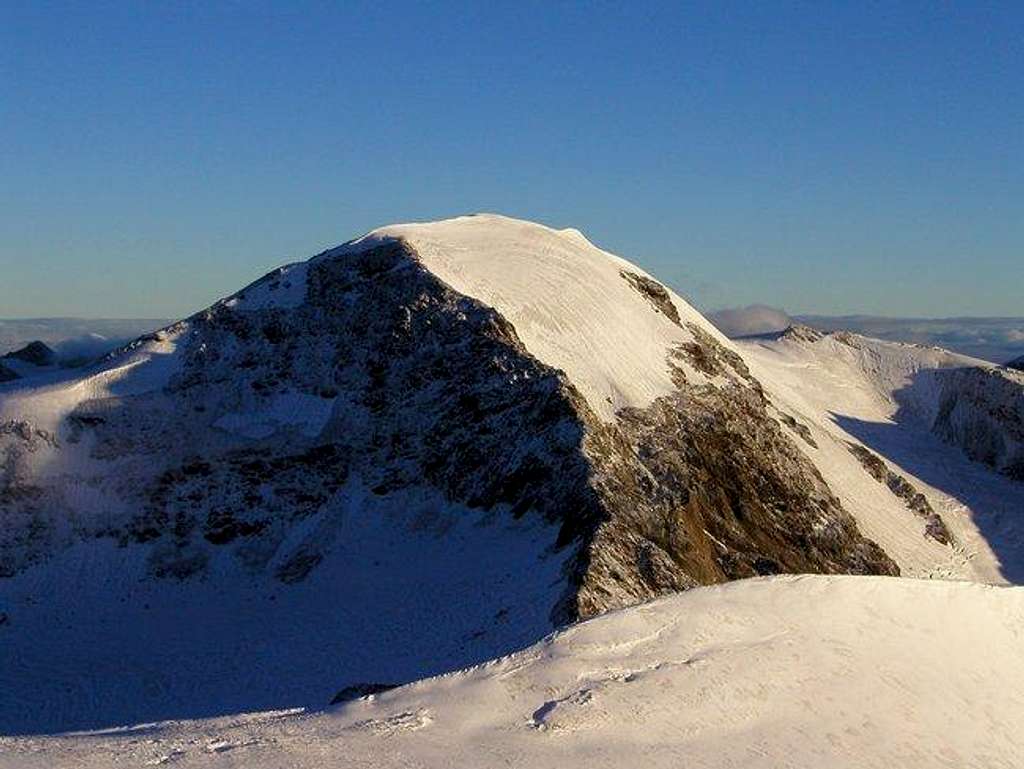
left=3, top=214, right=1014, bottom=735
left=0, top=363, right=19, bottom=382
left=780, top=324, right=824, bottom=344
left=1007, top=355, right=1024, bottom=372
left=619, top=270, right=681, bottom=326
left=832, top=330, right=862, bottom=347
left=568, top=365, right=897, bottom=620
left=330, top=683, right=397, bottom=705
left=0, top=232, right=897, bottom=620
left=777, top=412, right=818, bottom=448
left=925, top=367, right=1024, bottom=481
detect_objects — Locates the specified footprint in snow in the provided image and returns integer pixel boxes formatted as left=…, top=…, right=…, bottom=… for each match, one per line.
left=353, top=708, right=432, bottom=737
left=529, top=688, right=603, bottom=733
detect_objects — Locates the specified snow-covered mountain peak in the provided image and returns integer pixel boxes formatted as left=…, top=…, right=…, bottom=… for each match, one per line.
left=213, top=213, right=728, bottom=420
left=312, top=213, right=727, bottom=420
left=2, top=213, right=1021, bottom=738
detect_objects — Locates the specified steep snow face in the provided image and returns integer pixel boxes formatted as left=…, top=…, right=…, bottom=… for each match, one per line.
left=330, top=214, right=729, bottom=421
left=6, top=575, right=1022, bottom=769
left=736, top=330, right=1024, bottom=584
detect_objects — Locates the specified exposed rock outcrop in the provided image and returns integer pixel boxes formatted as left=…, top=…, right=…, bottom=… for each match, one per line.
left=922, top=367, right=1024, bottom=481
left=847, top=442, right=952, bottom=544
left=780, top=324, right=824, bottom=344
left=619, top=270, right=682, bottom=326
left=3, top=341, right=55, bottom=367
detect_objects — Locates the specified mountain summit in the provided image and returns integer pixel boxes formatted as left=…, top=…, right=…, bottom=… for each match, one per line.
left=0, top=214, right=1020, bottom=733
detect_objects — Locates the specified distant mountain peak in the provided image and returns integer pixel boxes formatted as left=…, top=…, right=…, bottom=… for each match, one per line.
left=780, top=323, right=824, bottom=344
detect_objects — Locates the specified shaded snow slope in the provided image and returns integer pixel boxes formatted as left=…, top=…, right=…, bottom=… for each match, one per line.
left=0, top=489, right=567, bottom=734
left=6, top=575, right=1022, bottom=769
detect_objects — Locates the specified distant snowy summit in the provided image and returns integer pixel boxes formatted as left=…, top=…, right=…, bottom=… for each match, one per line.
left=1, top=214, right=1022, bottom=734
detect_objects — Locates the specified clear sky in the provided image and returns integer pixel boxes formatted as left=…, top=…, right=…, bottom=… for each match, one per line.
left=2, top=2, right=1021, bottom=319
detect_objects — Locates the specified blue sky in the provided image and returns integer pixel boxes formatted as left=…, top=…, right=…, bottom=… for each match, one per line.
left=2, top=2, right=1021, bottom=318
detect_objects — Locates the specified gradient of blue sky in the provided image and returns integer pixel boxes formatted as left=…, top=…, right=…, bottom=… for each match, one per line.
left=2, top=2, right=1021, bottom=318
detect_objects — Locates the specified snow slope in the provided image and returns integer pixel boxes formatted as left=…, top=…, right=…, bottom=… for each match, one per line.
left=0, top=489, right=568, bottom=734
left=737, top=330, right=1024, bottom=583
left=5, top=575, right=1022, bottom=769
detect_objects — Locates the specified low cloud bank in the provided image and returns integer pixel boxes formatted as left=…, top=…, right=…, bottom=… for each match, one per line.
left=707, top=307, right=1024, bottom=365
left=706, top=305, right=793, bottom=338
left=0, top=319, right=169, bottom=366
left=798, top=315, right=1024, bottom=365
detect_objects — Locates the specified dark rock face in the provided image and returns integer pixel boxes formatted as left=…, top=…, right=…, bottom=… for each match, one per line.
left=3, top=341, right=55, bottom=367
left=619, top=271, right=681, bottom=326
left=921, top=367, right=1024, bottom=482
left=1007, top=356, right=1024, bottom=372
left=776, top=412, right=818, bottom=448
left=780, top=324, right=824, bottom=344
left=0, top=421, right=60, bottom=577
left=0, top=364, right=18, bottom=383
left=562, top=332, right=898, bottom=621
left=62, top=241, right=599, bottom=582
left=831, top=331, right=862, bottom=348
left=847, top=443, right=952, bottom=545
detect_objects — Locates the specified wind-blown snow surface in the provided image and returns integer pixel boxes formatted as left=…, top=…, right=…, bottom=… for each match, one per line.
left=0, top=490, right=567, bottom=734
left=4, top=575, right=1022, bottom=769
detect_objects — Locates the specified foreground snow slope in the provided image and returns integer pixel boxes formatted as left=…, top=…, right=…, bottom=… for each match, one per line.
left=5, top=575, right=1022, bottom=769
